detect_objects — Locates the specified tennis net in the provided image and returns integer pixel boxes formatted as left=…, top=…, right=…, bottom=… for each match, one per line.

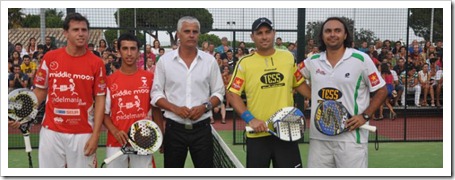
left=211, top=125, right=244, bottom=168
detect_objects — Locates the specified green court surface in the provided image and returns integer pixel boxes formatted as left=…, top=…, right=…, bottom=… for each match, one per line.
left=8, top=130, right=442, bottom=168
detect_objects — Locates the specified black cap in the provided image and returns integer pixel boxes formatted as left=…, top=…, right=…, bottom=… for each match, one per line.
left=251, top=17, right=273, bottom=33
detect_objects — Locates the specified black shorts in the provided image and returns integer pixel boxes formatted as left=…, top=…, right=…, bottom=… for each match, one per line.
left=246, top=136, right=302, bottom=168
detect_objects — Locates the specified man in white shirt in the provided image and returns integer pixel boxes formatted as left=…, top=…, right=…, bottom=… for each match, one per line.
left=150, top=16, right=225, bottom=168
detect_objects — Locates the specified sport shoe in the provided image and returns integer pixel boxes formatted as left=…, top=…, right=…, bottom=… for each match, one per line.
left=415, top=104, right=421, bottom=107
left=431, top=103, right=435, bottom=107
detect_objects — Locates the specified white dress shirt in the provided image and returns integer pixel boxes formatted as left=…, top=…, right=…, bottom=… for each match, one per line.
left=150, top=49, right=225, bottom=124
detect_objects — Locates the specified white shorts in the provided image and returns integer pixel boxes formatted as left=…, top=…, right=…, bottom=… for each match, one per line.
left=105, top=147, right=155, bottom=168
left=307, top=139, right=368, bottom=168
left=39, top=127, right=97, bottom=168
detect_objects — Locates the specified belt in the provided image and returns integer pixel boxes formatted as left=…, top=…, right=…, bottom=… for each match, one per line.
left=166, top=118, right=210, bottom=130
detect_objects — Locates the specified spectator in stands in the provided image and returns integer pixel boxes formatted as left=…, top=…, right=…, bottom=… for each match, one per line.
left=388, top=62, right=401, bottom=106
left=224, top=49, right=236, bottom=68
left=15, top=43, right=28, bottom=58
left=400, top=65, right=421, bottom=107
left=239, top=41, right=249, bottom=55
left=384, top=50, right=397, bottom=67
left=418, top=63, right=434, bottom=106
left=287, top=43, right=297, bottom=61
left=216, top=37, right=232, bottom=54
left=26, top=37, right=38, bottom=57
left=10, top=50, right=23, bottom=66
left=138, top=44, right=156, bottom=70
left=201, top=41, right=209, bottom=53
left=34, top=52, right=44, bottom=68
left=235, top=47, right=246, bottom=60
left=8, top=41, right=15, bottom=59
left=374, top=40, right=383, bottom=54
left=306, top=46, right=320, bottom=58
left=171, top=44, right=178, bottom=50
left=157, top=48, right=165, bottom=62
left=145, top=57, right=156, bottom=74
left=152, top=39, right=161, bottom=56
left=435, top=40, right=443, bottom=57
left=274, top=37, right=287, bottom=50
left=304, top=38, right=315, bottom=55
left=393, top=58, right=406, bottom=106
left=367, top=50, right=380, bottom=66
left=423, top=41, right=432, bottom=60
left=396, top=46, right=407, bottom=60
left=391, top=41, right=402, bottom=55
left=110, top=39, right=119, bottom=55
left=110, top=61, right=120, bottom=74
left=20, top=55, right=37, bottom=83
left=383, top=39, right=392, bottom=51
left=207, top=43, right=216, bottom=56
left=97, top=39, right=108, bottom=55
left=378, top=63, right=397, bottom=120
left=214, top=52, right=222, bottom=68
left=43, top=36, right=57, bottom=55
left=33, top=44, right=45, bottom=60
left=408, top=39, right=422, bottom=54
left=211, top=65, right=232, bottom=124
left=378, top=46, right=388, bottom=62
left=105, top=54, right=116, bottom=75
left=8, top=61, right=13, bottom=77
left=358, top=41, right=368, bottom=53
left=9, top=64, right=29, bottom=90
left=434, top=63, right=443, bottom=107
left=88, top=43, right=100, bottom=57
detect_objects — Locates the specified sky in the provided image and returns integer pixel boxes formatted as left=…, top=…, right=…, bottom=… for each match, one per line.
left=20, top=8, right=428, bottom=46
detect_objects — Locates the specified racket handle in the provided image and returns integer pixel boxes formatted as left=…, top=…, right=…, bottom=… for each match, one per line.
left=360, top=124, right=377, bottom=132
left=103, top=151, right=124, bottom=165
left=245, top=126, right=254, bottom=133
left=23, top=134, right=32, bottom=153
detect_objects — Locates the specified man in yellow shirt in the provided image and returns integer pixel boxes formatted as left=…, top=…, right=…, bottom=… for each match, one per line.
left=20, top=55, right=37, bottom=86
left=227, top=17, right=310, bottom=168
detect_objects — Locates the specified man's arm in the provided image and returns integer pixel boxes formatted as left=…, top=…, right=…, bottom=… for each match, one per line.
left=294, top=82, right=311, bottom=99
left=226, top=91, right=267, bottom=132
left=103, top=114, right=127, bottom=145
left=346, top=85, right=387, bottom=131
left=33, top=87, right=47, bottom=105
left=84, top=95, right=105, bottom=156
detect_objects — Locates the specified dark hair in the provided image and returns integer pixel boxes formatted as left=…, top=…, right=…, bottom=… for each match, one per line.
left=276, top=37, right=282, bottom=41
left=13, top=64, right=21, bottom=69
left=63, top=13, right=90, bottom=31
left=153, top=40, right=160, bottom=48
left=88, top=43, right=95, bottom=47
left=23, top=55, right=30, bottom=60
left=380, top=63, right=391, bottom=75
left=107, top=54, right=116, bottom=60
left=15, top=43, right=23, bottom=47
left=318, top=17, right=352, bottom=51
left=37, top=44, right=44, bottom=49
left=111, top=61, right=121, bottom=69
left=159, top=48, right=165, bottom=52
left=117, top=33, right=141, bottom=51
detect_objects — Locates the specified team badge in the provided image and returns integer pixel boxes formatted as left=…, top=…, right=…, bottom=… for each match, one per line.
left=297, top=61, right=305, bottom=70
left=231, top=77, right=244, bottom=91
left=368, top=72, right=380, bottom=87
left=294, top=70, right=303, bottom=82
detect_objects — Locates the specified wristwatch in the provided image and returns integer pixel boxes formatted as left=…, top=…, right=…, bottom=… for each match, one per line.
left=203, top=101, right=213, bottom=113
left=362, top=113, right=371, bottom=121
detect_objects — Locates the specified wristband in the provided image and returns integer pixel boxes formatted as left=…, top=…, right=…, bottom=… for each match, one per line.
left=241, top=110, right=255, bottom=123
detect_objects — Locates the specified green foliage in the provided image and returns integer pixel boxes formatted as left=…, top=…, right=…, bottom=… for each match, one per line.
left=8, top=8, right=24, bottom=29
left=104, top=29, right=146, bottom=49
left=22, top=8, right=64, bottom=28
left=305, top=17, right=378, bottom=48
left=198, top=33, right=221, bottom=47
left=409, top=8, right=443, bottom=42
left=114, top=8, right=214, bottom=45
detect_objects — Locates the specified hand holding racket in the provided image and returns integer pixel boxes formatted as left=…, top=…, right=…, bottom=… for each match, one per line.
left=314, top=100, right=376, bottom=136
left=101, top=119, right=163, bottom=167
left=8, top=88, right=39, bottom=168
left=245, top=107, right=305, bottom=142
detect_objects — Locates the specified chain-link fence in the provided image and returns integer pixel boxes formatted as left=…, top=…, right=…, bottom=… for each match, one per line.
left=8, top=8, right=443, bottom=148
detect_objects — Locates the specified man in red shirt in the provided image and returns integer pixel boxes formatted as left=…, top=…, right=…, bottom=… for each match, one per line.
left=103, top=33, right=163, bottom=168
left=33, top=13, right=106, bottom=168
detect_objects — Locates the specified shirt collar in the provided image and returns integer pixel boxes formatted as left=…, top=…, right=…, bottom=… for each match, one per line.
left=319, top=47, right=354, bottom=62
left=171, top=47, right=204, bottom=61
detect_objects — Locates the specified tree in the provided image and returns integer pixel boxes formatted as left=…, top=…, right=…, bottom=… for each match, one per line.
left=304, top=17, right=377, bottom=48
left=198, top=34, right=221, bottom=47
left=114, top=8, right=213, bottom=45
left=22, top=8, right=64, bottom=28
left=8, top=8, right=24, bottom=29
left=409, top=8, right=443, bottom=42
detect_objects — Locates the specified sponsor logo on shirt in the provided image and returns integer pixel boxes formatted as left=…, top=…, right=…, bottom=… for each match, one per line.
left=232, top=77, right=244, bottom=91
left=368, top=72, right=380, bottom=87
left=318, top=87, right=342, bottom=100
left=294, top=70, right=303, bottom=82
left=54, top=108, right=81, bottom=116
left=35, top=71, right=45, bottom=82
left=260, top=72, right=285, bottom=89
left=316, top=68, right=326, bottom=75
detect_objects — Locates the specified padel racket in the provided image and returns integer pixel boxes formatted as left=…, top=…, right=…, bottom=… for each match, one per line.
left=245, top=107, right=305, bottom=142
left=101, top=119, right=163, bottom=167
left=315, top=100, right=376, bottom=136
left=8, top=88, right=39, bottom=168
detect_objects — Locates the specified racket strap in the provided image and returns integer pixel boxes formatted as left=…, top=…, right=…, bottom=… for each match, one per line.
left=28, top=152, right=33, bottom=168
left=374, top=130, right=379, bottom=151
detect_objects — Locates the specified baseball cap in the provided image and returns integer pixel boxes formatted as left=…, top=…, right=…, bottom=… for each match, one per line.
left=251, top=17, right=273, bottom=33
